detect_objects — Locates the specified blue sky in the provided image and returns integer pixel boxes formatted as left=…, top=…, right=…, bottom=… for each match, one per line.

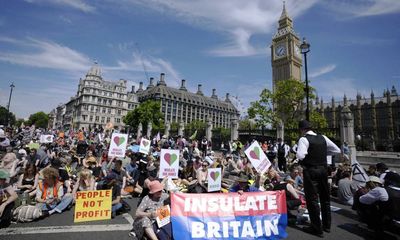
left=0, top=0, right=399, bottom=119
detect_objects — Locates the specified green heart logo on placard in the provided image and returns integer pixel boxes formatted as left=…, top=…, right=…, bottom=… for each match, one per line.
left=164, top=153, right=178, bottom=166
left=113, top=136, right=126, bottom=146
left=249, top=147, right=260, bottom=160
left=210, top=171, right=220, bottom=181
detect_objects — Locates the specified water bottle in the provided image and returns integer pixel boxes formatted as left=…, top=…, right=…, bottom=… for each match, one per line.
left=21, top=192, right=28, bottom=205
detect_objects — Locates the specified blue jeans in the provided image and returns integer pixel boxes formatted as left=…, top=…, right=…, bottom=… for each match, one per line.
left=40, top=194, right=73, bottom=212
left=112, top=203, right=122, bottom=214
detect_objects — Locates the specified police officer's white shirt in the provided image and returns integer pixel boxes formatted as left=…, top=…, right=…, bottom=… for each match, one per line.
left=296, top=130, right=341, bottom=161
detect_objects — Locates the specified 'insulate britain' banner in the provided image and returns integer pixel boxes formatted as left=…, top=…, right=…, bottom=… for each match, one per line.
left=171, top=191, right=288, bottom=239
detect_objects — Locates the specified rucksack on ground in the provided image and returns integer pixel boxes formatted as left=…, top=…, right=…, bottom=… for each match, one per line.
left=13, top=205, right=42, bottom=223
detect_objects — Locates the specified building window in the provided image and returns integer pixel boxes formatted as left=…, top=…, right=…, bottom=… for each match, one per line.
left=95, top=116, right=99, bottom=121
left=101, top=117, right=105, bottom=123
left=118, top=109, right=121, bottom=115
left=102, top=108, right=106, bottom=113
left=82, top=115, right=87, bottom=121
left=108, top=108, right=111, bottom=114
left=116, top=118, right=121, bottom=123
left=89, top=116, right=93, bottom=122
left=106, top=117, right=110, bottom=123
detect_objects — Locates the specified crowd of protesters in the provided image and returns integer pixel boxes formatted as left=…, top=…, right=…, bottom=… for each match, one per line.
left=0, top=121, right=399, bottom=239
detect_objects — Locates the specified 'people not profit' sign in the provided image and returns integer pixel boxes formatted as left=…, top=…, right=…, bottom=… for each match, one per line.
left=74, top=190, right=112, bottom=223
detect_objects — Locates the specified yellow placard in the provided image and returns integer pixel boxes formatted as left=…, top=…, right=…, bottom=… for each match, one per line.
left=74, top=190, right=112, bottom=223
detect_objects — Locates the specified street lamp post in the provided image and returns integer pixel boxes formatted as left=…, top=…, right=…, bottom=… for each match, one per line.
left=300, top=38, right=311, bottom=121
left=6, top=83, right=15, bottom=127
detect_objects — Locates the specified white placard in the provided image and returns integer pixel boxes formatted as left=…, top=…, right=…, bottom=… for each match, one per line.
left=139, top=138, right=151, bottom=155
left=244, top=141, right=271, bottom=174
left=108, top=133, right=128, bottom=157
left=207, top=168, right=222, bottom=192
left=327, top=155, right=332, bottom=165
left=205, top=156, right=214, bottom=165
left=40, top=135, right=54, bottom=143
left=159, top=149, right=180, bottom=179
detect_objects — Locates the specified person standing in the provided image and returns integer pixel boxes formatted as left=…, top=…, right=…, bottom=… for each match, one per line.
left=276, top=138, right=290, bottom=173
left=296, top=120, right=341, bottom=237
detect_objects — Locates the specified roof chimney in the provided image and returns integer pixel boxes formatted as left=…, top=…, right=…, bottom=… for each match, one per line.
left=225, top=93, right=231, bottom=102
left=211, top=89, right=217, bottom=99
left=147, top=77, right=154, bottom=89
left=158, top=73, right=166, bottom=86
left=197, top=84, right=203, bottom=95
left=179, top=79, right=187, bottom=91
left=137, top=82, right=143, bottom=92
left=131, top=85, right=136, bottom=93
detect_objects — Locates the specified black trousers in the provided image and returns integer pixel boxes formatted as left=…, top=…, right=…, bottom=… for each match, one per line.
left=278, top=157, right=287, bottom=172
left=0, top=202, right=15, bottom=228
left=303, top=165, right=331, bottom=232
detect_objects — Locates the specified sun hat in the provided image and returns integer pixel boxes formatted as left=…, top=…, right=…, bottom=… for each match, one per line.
left=148, top=180, right=164, bottom=194
left=0, top=169, right=10, bottom=179
left=369, top=176, right=382, bottom=184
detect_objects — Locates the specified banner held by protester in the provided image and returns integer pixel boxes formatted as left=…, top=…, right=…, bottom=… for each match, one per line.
left=207, top=168, right=221, bottom=192
left=159, top=149, right=180, bottom=178
left=244, top=141, right=271, bottom=174
left=108, top=133, right=128, bottom=157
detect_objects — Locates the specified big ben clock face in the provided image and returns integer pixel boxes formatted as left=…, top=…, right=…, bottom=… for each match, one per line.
left=294, top=44, right=301, bottom=57
left=275, top=44, right=286, bottom=57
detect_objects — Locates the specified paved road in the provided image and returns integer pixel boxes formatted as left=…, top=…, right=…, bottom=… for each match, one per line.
left=1, top=198, right=398, bottom=240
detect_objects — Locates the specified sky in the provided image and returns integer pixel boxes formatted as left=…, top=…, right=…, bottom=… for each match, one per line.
left=0, top=0, right=399, bottom=119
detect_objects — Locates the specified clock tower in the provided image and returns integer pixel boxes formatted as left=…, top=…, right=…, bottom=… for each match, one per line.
left=271, top=2, right=302, bottom=92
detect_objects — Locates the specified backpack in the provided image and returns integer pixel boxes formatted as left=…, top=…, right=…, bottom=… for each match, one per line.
left=13, top=205, right=42, bottom=222
left=277, top=144, right=285, bottom=158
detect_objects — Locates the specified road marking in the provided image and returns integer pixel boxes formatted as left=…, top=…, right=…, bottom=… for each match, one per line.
left=122, top=213, right=134, bottom=225
left=0, top=224, right=132, bottom=235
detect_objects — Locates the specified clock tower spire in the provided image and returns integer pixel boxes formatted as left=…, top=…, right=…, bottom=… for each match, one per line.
left=271, top=1, right=302, bottom=92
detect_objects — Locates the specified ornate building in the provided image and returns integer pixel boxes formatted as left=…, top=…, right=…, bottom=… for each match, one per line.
left=271, top=3, right=302, bottom=91
left=53, top=63, right=139, bottom=130
left=315, top=86, right=400, bottom=151
left=137, top=73, right=239, bottom=129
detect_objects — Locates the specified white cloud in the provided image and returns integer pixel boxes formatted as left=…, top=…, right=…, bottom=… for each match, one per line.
left=25, top=0, right=95, bottom=13
left=123, top=0, right=318, bottom=57
left=309, top=64, right=336, bottom=78
left=0, top=37, right=92, bottom=72
left=323, top=0, right=400, bottom=17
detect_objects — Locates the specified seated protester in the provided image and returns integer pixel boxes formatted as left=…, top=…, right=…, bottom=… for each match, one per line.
left=193, top=161, right=209, bottom=192
left=36, top=146, right=50, bottom=169
left=110, top=159, right=128, bottom=186
left=134, top=180, right=169, bottom=240
left=82, top=150, right=102, bottom=179
left=383, top=172, right=400, bottom=221
left=178, top=160, right=197, bottom=186
left=0, top=169, right=18, bottom=228
left=99, top=172, right=122, bottom=217
left=36, top=167, right=73, bottom=216
left=229, top=173, right=260, bottom=194
left=357, top=176, right=389, bottom=234
left=17, top=163, right=39, bottom=198
left=226, top=156, right=241, bottom=176
left=124, top=156, right=142, bottom=196
left=376, top=162, right=392, bottom=185
left=0, top=147, right=18, bottom=178
left=28, top=148, right=41, bottom=167
left=366, top=164, right=377, bottom=177
left=286, top=166, right=303, bottom=190
left=72, top=169, right=95, bottom=201
left=337, top=171, right=362, bottom=206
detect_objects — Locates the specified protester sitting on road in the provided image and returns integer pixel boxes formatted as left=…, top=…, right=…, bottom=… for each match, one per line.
left=229, top=173, right=260, bottom=194
left=366, top=164, right=377, bottom=176
left=82, top=150, right=98, bottom=169
left=98, top=172, right=122, bottom=218
left=0, top=169, right=18, bottom=228
left=72, top=169, right=95, bottom=201
left=17, top=163, right=39, bottom=198
left=133, top=180, right=169, bottom=240
left=36, top=167, right=73, bottom=217
left=196, top=161, right=208, bottom=187
left=226, top=155, right=241, bottom=176
left=179, top=160, right=197, bottom=186
left=356, top=176, right=389, bottom=235
left=337, top=171, right=362, bottom=206
left=286, top=166, right=303, bottom=191
left=0, top=146, right=18, bottom=179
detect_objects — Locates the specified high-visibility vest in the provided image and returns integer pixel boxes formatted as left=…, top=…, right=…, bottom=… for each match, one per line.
left=38, top=181, right=60, bottom=200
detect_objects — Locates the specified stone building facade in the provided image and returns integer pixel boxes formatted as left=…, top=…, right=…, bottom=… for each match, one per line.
left=137, top=73, right=239, bottom=129
left=315, top=86, right=400, bottom=150
left=53, top=63, right=139, bottom=130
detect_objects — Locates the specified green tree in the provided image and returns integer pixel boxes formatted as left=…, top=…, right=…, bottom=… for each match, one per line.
left=185, top=120, right=206, bottom=139
left=15, top=119, right=25, bottom=128
left=248, top=78, right=327, bottom=139
left=26, top=111, right=49, bottom=128
left=238, top=118, right=256, bottom=130
left=123, top=100, right=163, bottom=134
left=0, top=105, right=16, bottom=126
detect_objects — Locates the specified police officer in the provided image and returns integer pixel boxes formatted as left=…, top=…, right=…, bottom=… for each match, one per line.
left=296, top=120, right=340, bottom=237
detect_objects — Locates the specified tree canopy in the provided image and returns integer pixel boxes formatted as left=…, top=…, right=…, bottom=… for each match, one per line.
left=26, top=111, right=49, bottom=129
left=123, top=100, right=163, bottom=134
left=0, top=105, right=16, bottom=126
left=248, top=78, right=327, bottom=138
